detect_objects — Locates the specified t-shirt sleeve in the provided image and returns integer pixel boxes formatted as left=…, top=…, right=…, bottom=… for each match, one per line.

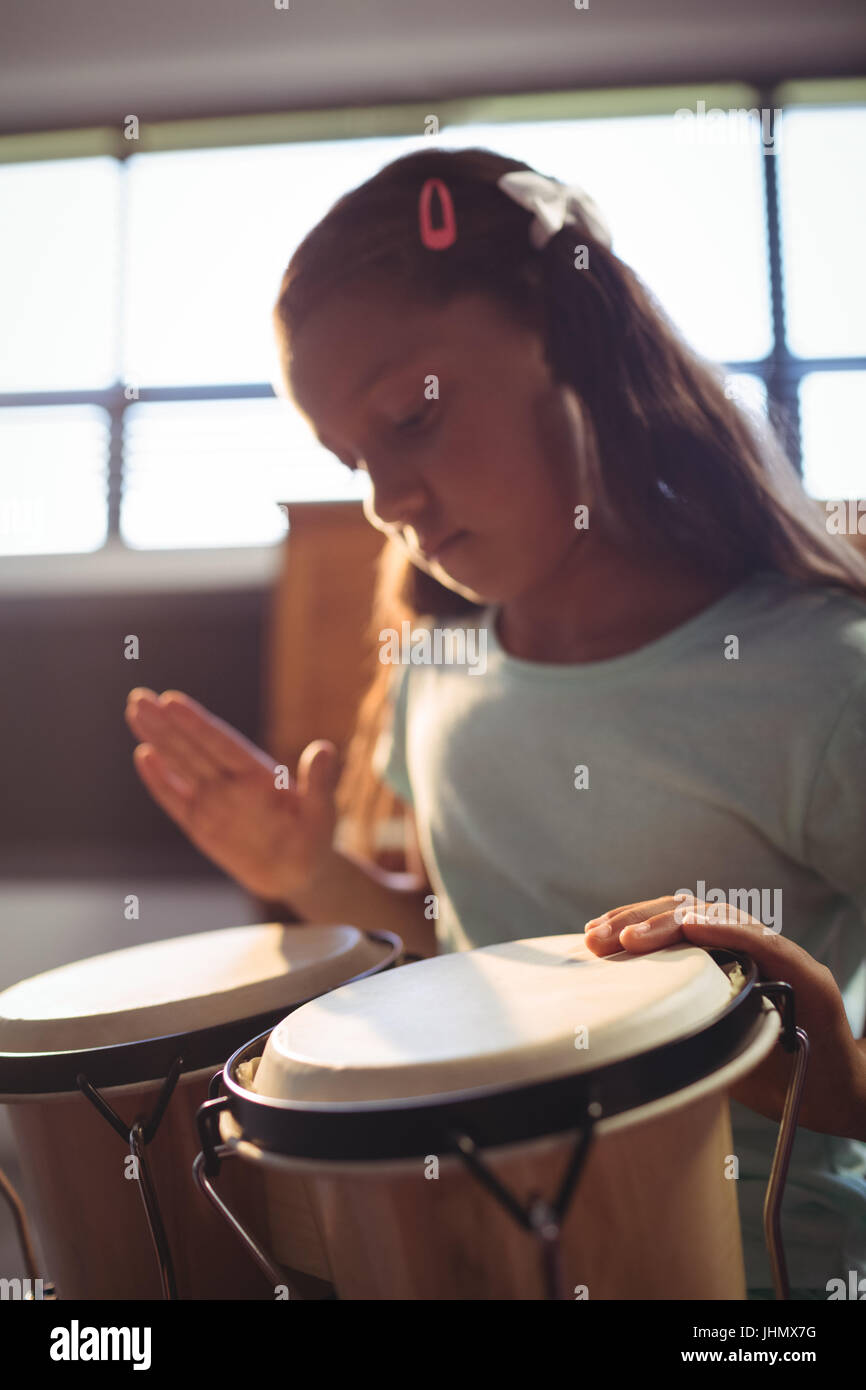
left=801, top=671, right=866, bottom=921
left=371, top=664, right=414, bottom=806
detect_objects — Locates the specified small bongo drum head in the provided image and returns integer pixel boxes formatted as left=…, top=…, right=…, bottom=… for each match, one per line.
left=0, top=923, right=392, bottom=1088
left=252, top=934, right=744, bottom=1104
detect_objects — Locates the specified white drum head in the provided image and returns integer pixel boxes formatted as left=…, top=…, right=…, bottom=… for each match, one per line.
left=252, top=934, right=744, bottom=1103
left=0, top=923, right=388, bottom=1054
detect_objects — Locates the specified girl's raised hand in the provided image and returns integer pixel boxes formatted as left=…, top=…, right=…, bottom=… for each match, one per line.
left=125, top=687, right=341, bottom=904
left=583, top=895, right=866, bottom=1141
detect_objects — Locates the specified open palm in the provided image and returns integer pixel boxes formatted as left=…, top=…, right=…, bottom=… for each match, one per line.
left=125, top=687, right=339, bottom=903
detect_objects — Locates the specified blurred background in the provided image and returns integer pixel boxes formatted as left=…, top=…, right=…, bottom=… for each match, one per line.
left=0, top=0, right=864, bottom=1273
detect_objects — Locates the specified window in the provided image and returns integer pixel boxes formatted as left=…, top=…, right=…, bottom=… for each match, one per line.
left=1, top=85, right=863, bottom=562
left=442, top=113, right=771, bottom=363
left=121, top=397, right=367, bottom=549
left=0, top=406, right=108, bottom=554
left=799, top=372, right=866, bottom=499
left=122, top=138, right=426, bottom=387
left=778, top=107, right=866, bottom=359
left=0, top=158, right=122, bottom=391
left=774, top=101, right=866, bottom=501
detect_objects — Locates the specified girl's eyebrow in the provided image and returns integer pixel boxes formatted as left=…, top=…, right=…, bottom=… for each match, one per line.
left=353, top=347, right=432, bottom=403
left=314, top=356, right=427, bottom=453
left=353, top=353, right=399, bottom=399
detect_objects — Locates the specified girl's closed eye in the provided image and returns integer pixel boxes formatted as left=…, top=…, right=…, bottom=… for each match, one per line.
left=395, top=408, right=426, bottom=433
left=330, top=407, right=433, bottom=471
left=393, top=400, right=435, bottom=435
left=327, top=403, right=434, bottom=472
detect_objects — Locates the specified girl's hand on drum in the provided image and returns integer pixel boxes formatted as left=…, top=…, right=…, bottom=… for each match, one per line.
left=125, top=687, right=341, bottom=903
left=583, top=895, right=866, bottom=1141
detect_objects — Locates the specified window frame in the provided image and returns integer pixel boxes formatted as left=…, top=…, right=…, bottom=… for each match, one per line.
left=0, top=78, right=863, bottom=586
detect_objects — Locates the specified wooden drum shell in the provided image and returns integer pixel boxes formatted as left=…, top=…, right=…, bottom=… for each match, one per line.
left=307, top=1092, right=744, bottom=1300
left=0, top=924, right=401, bottom=1300
left=219, top=1002, right=780, bottom=1300
left=8, top=1070, right=274, bottom=1301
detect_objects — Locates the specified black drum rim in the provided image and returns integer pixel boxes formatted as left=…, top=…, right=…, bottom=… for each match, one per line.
left=216, top=946, right=766, bottom=1162
left=0, top=930, right=402, bottom=1095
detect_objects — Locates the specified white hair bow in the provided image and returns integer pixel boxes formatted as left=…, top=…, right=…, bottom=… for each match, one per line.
left=496, top=170, right=612, bottom=251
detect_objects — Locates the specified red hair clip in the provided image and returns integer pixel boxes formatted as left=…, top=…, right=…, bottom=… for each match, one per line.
left=418, top=178, right=457, bottom=250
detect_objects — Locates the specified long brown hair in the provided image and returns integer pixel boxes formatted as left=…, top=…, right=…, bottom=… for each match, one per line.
left=273, top=145, right=866, bottom=859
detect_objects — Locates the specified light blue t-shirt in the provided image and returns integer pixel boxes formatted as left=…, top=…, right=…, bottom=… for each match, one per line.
left=372, top=569, right=866, bottom=1295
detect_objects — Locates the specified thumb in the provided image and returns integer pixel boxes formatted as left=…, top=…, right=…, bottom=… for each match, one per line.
left=295, top=739, right=341, bottom=811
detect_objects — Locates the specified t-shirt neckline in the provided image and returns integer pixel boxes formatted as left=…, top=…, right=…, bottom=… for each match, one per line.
left=480, top=571, right=770, bottom=681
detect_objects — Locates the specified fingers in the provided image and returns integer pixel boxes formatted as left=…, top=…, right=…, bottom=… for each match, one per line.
left=132, top=744, right=195, bottom=830
left=585, top=897, right=682, bottom=933
left=583, top=893, right=761, bottom=957
left=127, top=691, right=217, bottom=783
left=584, top=897, right=684, bottom=956
left=619, top=912, right=684, bottom=952
left=610, top=900, right=758, bottom=950
left=126, top=688, right=267, bottom=780
left=295, top=740, right=341, bottom=814
left=584, top=898, right=845, bottom=1026
left=585, top=913, right=683, bottom=956
left=159, top=690, right=271, bottom=775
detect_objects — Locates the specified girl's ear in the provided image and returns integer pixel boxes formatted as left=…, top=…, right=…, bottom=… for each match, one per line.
left=557, top=381, right=587, bottom=437
left=536, top=382, right=594, bottom=492
left=558, top=384, right=612, bottom=533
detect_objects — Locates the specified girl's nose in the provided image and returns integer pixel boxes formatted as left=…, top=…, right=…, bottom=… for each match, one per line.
left=362, top=467, right=429, bottom=537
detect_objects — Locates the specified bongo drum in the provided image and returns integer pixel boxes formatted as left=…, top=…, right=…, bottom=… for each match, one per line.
left=0, top=922, right=400, bottom=1300
left=195, top=934, right=807, bottom=1301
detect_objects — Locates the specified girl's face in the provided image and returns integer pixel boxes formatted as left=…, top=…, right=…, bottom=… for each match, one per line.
left=286, top=287, right=588, bottom=605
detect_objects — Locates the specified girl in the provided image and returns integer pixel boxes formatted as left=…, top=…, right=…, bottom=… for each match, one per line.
left=126, top=146, right=866, bottom=1301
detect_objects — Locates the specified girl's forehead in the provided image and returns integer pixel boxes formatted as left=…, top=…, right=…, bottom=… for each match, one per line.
left=287, top=290, right=522, bottom=401
left=290, top=292, right=414, bottom=373
left=285, top=293, right=479, bottom=416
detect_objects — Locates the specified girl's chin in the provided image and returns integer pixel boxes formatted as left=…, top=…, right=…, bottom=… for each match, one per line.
left=406, top=537, right=515, bottom=605
left=425, top=559, right=502, bottom=607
